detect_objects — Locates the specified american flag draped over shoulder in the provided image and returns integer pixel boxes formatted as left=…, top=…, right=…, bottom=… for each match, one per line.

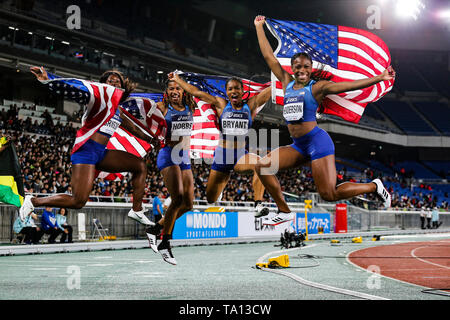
left=96, top=127, right=151, bottom=181
left=265, top=18, right=394, bottom=123
left=40, top=77, right=124, bottom=153
left=97, top=93, right=167, bottom=181
left=181, top=71, right=270, bottom=158
left=119, top=93, right=167, bottom=145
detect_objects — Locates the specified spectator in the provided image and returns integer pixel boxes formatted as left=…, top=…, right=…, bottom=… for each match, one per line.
left=152, top=192, right=164, bottom=223
left=40, top=206, right=63, bottom=243
left=420, top=207, right=427, bottom=229
left=56, top=208, right=73, bottom=243
left=13, top=212, right=43, bottom=244
left=431, top=207, right=443, bottom=229
left=425, top=207, right=432, bottom=229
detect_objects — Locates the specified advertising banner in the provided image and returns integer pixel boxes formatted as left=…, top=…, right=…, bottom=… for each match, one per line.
left=295, top=213, right=331, bottom=234
left=172, top=211, right=330, bottom=240
left=172, top=211, right=238, bottom=240
left=238, top=212, right=296, bottom=237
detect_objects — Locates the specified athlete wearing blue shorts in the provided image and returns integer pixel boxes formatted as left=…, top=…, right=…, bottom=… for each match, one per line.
left=145, top=78, right=197, bottom=265
left=210, top=102, right=251, bottom=173
left=156, top=104, right=193, bottom=171
left=254, top=15, right=394, bottom=225
left=20, top=67, right=156, bottom=228
left=70, top=109, right=122, bottom=165
left=167, top=73, right=272, bottom=215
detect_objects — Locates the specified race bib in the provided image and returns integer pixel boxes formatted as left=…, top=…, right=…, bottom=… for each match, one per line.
left=99, top=114, right=121, bottom=136
left=171, top=114, right=193, bottom=137
left=283, top=95, right=304, bottom=122
left=221, top=112, right=249, bottom=136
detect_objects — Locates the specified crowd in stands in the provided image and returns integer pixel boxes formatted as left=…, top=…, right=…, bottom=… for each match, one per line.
left=1, top=102, right=449, bottom=211
left=1, top=104, right=77, bottom=137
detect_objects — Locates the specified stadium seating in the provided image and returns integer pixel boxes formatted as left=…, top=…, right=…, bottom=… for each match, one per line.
left=384, top=180, right=449, bottom=208
left=393, top=62, right=435, bottom=93
left=393, top=161, right=441, bottom=179
left=424, top=161, right=450, bottom=179
left=416, top=64, right=450, bottom=98
left=412, top=101, right=450, bottom=136
left=363, top=103, right=386, bottom=121
left=375, top=100, right=437, bottom=135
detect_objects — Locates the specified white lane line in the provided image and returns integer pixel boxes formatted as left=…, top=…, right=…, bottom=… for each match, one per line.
left=256, top=244, right=389, bottom=300
left=411, top=246, right=450, bottom=270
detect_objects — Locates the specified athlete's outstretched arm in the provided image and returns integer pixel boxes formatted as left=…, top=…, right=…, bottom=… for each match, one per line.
left=118, top=108, right=159, bottom=146
left=254, top=16, right=292, bottom=89
left=248, top=86, right=272, bottom=115
left=313, top=67, right=396, bottom=102
left=168, top=72, right=227, bottom=114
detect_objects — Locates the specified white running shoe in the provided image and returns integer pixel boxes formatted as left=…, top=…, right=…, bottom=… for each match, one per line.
left=372, top=178, right=391, bottom=208
left=145, top=225, right=161, bottom=253
left=157, top=241, right=177, bottom=265
left=128, top=209, right=155, bottom=226
left=262, top=211, right=295, bottom=226
left=254, top=203, right=270, bottom=218
left=19, top=195, right=34, bottom=221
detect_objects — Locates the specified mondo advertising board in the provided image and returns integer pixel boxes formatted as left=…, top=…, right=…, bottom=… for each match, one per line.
left=172, top=211, right=330, bottom=240
left=172, top=211, right=238, bottom=240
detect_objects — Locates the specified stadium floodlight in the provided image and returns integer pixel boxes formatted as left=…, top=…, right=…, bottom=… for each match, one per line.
left=395, top=0, right=426, bottom=20
left=437, top=9, right=450, bottom=20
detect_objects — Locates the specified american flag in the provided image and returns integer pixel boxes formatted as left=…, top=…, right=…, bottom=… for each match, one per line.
left=181, top=72, right=270, bottom=158
left=97, top=94, right=167, bottom=181
left=120, top=94, right=167, bottom=145
left=42, top=75, right=166, bottom=181
left=42, top=77, right=124, bottom=153
left=96, top=127, right=152, bottom=181
left=265, top=19, right=394, bottom=123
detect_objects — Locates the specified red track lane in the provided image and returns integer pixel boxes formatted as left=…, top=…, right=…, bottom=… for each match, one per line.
left=348, top=240, right=450, bottom=290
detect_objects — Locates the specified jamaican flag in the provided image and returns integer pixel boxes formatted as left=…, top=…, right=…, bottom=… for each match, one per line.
left=0, top=138, right=24, bottom=207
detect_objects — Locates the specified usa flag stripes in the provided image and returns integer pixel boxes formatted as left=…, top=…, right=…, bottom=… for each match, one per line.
left=181, top=71, right=269, bottom=158
left=96, top=127, right=152, bottom=181
left=97, top=71, right=270, bottom=179
left=41, top=77, right=124, bottom=154
left=98, top=95, right=166, bottom=181
left=265, top=19, right=394, bottom=123
left=190, top=98, right=220, bottom=159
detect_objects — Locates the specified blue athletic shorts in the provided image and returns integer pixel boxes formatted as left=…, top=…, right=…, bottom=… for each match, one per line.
left=156, top=145, right=191, bottom=171
left=290, top=126, right=335, bottom=161
left=71, top=139, right=108, bottom=165
left=211, top=146, right=248, bottom=173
